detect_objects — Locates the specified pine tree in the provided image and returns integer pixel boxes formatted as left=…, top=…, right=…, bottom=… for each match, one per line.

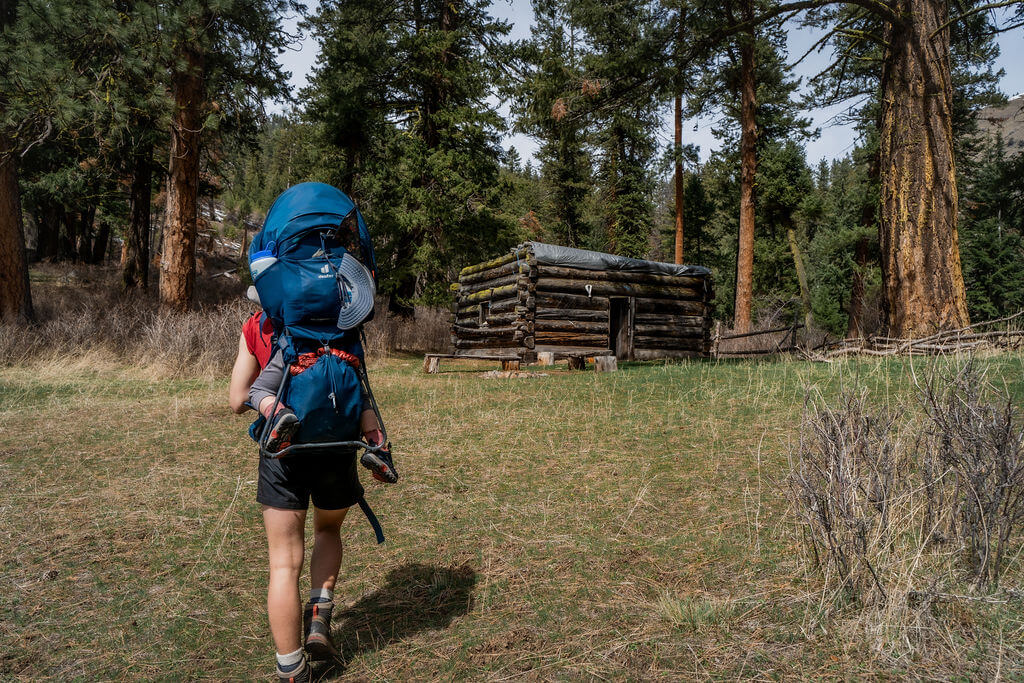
left=306, top=0, right=515, bottom=312
left=959, top=139, right=1024, bottom=320
left=303, top=0, right=395, bottom=197
left=0, top=0, right=110, bottom=319
left=570, top=0, right=663, bottom=257
left=513, top=0, right=592, bottom=247
left=158, top=0, right=292, bottom=311
left=787, top=0, right=1019, bottom=335
left=687, top=6, right=810, bottom=331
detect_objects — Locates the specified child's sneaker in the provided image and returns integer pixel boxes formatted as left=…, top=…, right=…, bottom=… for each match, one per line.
left=360, top=443, right=398, bottom=484
left=266, top=408, right=300, bottom=453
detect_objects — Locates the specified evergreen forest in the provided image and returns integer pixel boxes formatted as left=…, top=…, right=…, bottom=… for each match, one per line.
left=2, top=0, right=1023, bottom=340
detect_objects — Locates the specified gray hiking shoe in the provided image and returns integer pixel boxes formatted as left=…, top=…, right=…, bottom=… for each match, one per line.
left=276, top=656, right=311, bottom=683
left=360, top=443, right=398, bottom=484
left=266, top=409, right=300, bottom=454
left=303, top=601, right=338, bottom=661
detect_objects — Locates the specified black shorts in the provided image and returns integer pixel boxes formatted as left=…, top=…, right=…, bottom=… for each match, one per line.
left=257, top=450, right=364, bottom=511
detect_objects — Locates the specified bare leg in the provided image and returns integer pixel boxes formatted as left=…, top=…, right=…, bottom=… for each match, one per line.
left=310, top=506, right=348, bottom=593
left=263, top=505, right=306, bottom=654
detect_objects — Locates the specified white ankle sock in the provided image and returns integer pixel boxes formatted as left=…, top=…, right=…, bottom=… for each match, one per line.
left=309, top=588, right=333, bottom=603
left=276, top=647, right=304, bottom=671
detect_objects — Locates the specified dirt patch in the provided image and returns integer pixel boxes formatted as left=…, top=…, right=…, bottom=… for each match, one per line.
left=479, top=370, right=549, bottom=379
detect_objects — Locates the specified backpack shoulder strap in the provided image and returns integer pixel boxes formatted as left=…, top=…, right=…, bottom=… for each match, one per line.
left=357, top=496, right=385, bottom=544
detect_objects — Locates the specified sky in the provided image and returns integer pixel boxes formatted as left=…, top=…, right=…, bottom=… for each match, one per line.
left=272, top=1, right=1024, bottom=168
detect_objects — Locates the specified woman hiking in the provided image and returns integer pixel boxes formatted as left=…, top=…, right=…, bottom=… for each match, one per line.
left=229, top=308, right=394, bottom=682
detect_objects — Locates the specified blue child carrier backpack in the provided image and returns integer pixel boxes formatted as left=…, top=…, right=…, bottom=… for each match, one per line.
left=247, top=182, right=390, bottom=542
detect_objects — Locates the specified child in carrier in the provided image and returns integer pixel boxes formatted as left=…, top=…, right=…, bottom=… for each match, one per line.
left=245, top=181, right=397, bottom=483
left=239, top=182, right=400, bottom=683
left=247, top=329, right=397, bottom=484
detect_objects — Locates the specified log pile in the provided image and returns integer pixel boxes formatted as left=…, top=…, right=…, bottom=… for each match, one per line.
left=450, top=243, right=714, bottom=360
left=811, top=312, right=1024, bottom=359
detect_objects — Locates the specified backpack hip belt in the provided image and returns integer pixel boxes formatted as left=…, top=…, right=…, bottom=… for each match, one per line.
left=289, top=347, right=361, bottom=376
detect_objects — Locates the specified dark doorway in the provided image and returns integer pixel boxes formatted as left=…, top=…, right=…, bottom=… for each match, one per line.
left=609, top=297, right=634, bottom=360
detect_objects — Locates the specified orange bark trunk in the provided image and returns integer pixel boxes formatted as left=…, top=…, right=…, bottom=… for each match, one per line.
left=733, top=35, right=756, bottom=335
left=0, top=133, right=34, bottom=322
left=160, top=48, right=204, bottom=311
left=878, top=0, right=968, bottom=336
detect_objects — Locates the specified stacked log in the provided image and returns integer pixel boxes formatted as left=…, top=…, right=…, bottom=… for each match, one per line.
left=450, top=243, right=714, bottom=360
left=450, top=247, right=535, bottom=356
left=528, top=257, right=713, bottom=359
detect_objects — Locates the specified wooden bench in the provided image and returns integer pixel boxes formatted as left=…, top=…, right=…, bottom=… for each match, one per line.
left=422, top=353, right=523, bottom=374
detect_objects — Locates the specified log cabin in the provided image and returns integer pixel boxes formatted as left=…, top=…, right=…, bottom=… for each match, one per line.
left=450, top=242, right=713, bottom=362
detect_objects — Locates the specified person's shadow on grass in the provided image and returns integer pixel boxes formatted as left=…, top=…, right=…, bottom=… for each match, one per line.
left=314, top=562, right=477, bottom=678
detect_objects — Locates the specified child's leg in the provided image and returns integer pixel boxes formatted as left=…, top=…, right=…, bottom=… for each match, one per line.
left=260, top=395, right=285, bottom=418
left=262, top=397, right=300, bottom=453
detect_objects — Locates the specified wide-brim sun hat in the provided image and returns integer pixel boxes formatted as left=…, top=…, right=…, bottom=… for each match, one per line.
left=335, top=252, right=376, bottom=330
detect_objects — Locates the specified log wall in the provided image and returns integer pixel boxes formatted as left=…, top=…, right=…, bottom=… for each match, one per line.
left=450, top=247, right=536, bottom=356
left=529, top=259, right=712, bottom=358
left=450, top=244, right=714, bottom=359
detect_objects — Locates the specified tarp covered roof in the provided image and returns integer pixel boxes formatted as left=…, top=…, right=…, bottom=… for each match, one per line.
left=523, top=242, right=711, bottom=277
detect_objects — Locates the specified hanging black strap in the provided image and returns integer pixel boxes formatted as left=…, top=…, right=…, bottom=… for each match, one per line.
left=357, top=496, right=385, bottom=544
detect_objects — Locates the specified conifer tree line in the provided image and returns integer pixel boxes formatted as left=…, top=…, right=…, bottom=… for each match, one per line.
left=1, top=0, right=1022, bottom=338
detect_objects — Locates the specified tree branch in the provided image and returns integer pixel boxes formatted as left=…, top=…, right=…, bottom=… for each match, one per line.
left=932, top=0, right=1024, bottom=39
left=722, top=0, right=900, bottom=37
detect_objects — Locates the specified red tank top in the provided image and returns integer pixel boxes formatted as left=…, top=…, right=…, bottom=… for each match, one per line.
left=242, top=312, right=274, bottom=369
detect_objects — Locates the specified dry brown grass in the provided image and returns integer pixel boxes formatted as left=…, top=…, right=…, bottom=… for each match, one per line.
left=364, top=304, right=451, bottom=356
left=5, top=265, right=452, bottom=376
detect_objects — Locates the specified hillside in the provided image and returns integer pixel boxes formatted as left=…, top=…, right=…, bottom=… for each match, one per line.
left=978, top=94, right=1024, bottom=152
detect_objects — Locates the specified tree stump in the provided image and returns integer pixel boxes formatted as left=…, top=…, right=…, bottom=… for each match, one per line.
left=501, top=359, right=521, bottom=372
left=537, top=351, right=555, bottom=366
left=594, top=355, right=617, bottom=372
left=423, top=356, right=440, bottom=374
left=567, top=356, right=586, bottom=371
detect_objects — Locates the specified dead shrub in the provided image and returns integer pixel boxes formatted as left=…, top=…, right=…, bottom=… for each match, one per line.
left=787, top=361, right=1024, bottom=661
left=787, top=392, right=912, bottom=606
left=919, top=362, right=1024, bottom=590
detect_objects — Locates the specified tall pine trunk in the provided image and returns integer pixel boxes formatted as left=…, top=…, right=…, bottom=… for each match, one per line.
left=123, top=144, right=152, bottom=290
left=733, top=32, right=757, bottom=334
left=0, top=135, right=34, bottom=322
left=674, top=94, right=684, bottom=265
left=847, top=236, right=869, bottom=338
left=76, top=207, right=96, bottom=263
left=878, top=0, right=968, bottom=336
left=161, top=47, right=204, bottom=311
left=91, top=218, right=109, bottom=264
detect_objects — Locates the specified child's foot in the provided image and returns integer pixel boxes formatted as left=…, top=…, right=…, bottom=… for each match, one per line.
left=360, top=443, right=398, bottom=483
left=266, top=409, right=300, bottom=453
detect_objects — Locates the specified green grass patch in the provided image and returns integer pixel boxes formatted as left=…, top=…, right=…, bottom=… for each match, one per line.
left=2, top=354, right=1023, bottom=679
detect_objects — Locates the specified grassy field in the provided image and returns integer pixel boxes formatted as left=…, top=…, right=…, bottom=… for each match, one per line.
left=2, top=353, right=1024, bottom=680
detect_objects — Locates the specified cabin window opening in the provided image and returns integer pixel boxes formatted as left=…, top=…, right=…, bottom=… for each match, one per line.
left=479, top=301, right=490, bottom=326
